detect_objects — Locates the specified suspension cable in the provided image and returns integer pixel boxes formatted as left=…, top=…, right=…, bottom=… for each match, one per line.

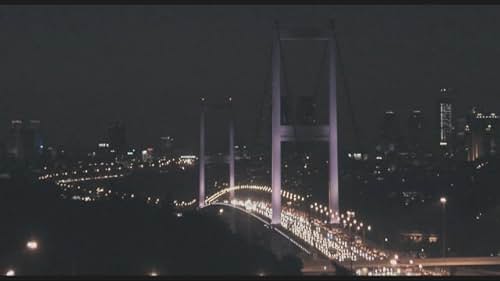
left=254, top=35, right=274, bottom=153
left=334, top=28, right=365, bottom=154
left=280, top=38, right=305, bottom=155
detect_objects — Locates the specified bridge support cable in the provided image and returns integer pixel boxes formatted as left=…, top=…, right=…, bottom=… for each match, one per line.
left=207, top=202, right=312, bottom=255
left=333, top=26, right=364, bottom=154
left=254, top=39, right=273, bottom=153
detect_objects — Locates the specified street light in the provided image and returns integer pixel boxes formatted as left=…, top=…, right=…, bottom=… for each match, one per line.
left=440, top=196, right=447, bottom=258
left=26, top=240, right=38, bottom=251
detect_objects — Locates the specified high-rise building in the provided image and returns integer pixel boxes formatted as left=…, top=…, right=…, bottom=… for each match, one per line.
left=379, top=110, right=400, bottom=154
left=29, top=120, right=43, bottom=153
left=5, top=120, right=43, bottom=165
left=23, top=120, right=42, bottom=162
left=438, top=88, right=454, bottom=149
left=93, top=141, right=114, bottom=161
left=408, top=110, right=424, bottom=154
left=462, top=107, right=499, bottom=162
left=142, top=148, right=154, bottom=163
left=6, top=120, right=23, bottom=159
left=455, top=116, right=468, bottom=161
left=159, top=136, right=174, bottom=158
left=108, top=122, right=127, bottom=155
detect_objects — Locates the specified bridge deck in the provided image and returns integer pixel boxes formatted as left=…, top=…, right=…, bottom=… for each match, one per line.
left=206, top=202, right=347, bottom=275
left=352, top=256, right=500, bottom=268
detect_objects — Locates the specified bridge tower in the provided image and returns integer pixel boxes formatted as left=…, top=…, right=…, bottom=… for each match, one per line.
left=199, top=97, right=236, bottom=208
left=271, top=21, right=340, bottom=225
left=199, top=98, right=206, bottom=208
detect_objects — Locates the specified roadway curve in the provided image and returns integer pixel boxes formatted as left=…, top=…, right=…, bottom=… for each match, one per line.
left=202, top=202, right=343, bottom=275
left=353, top=256, right=500, bottom=268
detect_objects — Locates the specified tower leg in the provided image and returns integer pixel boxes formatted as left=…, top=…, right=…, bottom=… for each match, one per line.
left=199, top=101, right=206, bottom=208
left=328, top=21, right=340, bottom=224
left=271, top=22, right=282, bottom=225
left=229, top=114, right=235, bottom=200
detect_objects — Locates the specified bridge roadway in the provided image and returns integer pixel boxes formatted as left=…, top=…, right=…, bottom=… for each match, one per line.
left=206, top=202, right=341, bottom=275
left=205, top=201, right=500, bottom=274
left=352, top=256, right=500, bottom=268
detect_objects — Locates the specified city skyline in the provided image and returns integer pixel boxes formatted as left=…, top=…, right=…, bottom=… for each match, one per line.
left=3, top=4, right=500, bottom=277
left=2, top=6, right=500, bottom=149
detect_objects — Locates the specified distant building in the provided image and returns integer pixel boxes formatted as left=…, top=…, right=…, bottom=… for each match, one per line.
left=142, top=148, right=154, bottom=163
left=6, top=120, right=23, bottom=159
left=438, top=88, right=454, bottom=152
left=40, top=146, right=58, bottom=168
left=6, top=120, right=43, bottom=165
left=93, top=141, right=114, bottom=162
left=455, top=116, right=468, bottom=161
left=235, top=144, right=251, bottom=160
left=24, top=120, right=42, bottom=161
left=179, top=155, right=197, bottom=166
left=378, top=110, right=400, bottom=154
left=408, top=110, right=424, bottom=154
left=400, top=231, right=439, bottom=244
left=97, top=142, right=110, bottom=149
left=462, top=107, right=499, bottom=162
left=159, top=136, right=174, bottom=158
left=108, top=122, right=127, bottom=155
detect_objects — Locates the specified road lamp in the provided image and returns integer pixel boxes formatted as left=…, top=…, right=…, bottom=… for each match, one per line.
left=440, top=197, right=447, bottom=258
left=5, top=269, right=15, bottom=276
left=26, top=240, right=38, bottom=251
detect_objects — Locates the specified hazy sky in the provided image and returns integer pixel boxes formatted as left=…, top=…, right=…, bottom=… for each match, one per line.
left=1, top=5, right=500, bottom=152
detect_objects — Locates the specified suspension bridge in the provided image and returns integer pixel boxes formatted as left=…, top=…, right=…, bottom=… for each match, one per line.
left=193, top=21, right=500, bottom=276
left=38, top=20, right=500, bottom=277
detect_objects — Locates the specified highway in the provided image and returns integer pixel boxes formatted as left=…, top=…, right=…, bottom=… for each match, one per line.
left=205, top=203, right=340, bottom=275
left=352, top=256, right=500, bottom=268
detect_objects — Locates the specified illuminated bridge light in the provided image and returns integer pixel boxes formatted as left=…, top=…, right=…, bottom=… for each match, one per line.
left=44, top=181, right=437, bottom=277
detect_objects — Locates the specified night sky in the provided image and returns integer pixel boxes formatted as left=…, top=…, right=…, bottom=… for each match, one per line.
left=1, top=5, right=500, bottom=152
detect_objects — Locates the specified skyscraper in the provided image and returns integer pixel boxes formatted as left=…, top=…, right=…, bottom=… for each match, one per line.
left=463, top=107, right=499, bottom=162
left=6, top=120, right=43, bottom=165
left=25, top=120, right=42, bottom=160
left=6, top=120, right=23, bottom=159
left=408, top=110, right=424, bottom=154
left=438, top=88, right=454, bottom=150
left=379, top=110, right=400, bottom=154
left=159, top=136, right=174, bottom=158
left=108, top=122, right=127, bottom=155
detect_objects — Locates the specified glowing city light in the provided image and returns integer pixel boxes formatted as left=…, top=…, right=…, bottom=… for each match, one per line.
left=26, top=240, right=38, bottom=250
